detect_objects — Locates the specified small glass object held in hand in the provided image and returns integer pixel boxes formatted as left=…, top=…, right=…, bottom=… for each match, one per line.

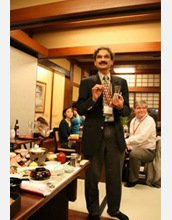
left=114, top=85, right=121, bottom=95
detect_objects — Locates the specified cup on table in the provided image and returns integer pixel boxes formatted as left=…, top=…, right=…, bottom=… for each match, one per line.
left=70, top=153, right=81, bottom=167
left=76, top=154, right=82, bottom=167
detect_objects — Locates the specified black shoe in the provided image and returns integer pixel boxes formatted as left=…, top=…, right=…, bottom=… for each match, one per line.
left=107, top=211, right=129, bottom=220
left=89, top=214, right=100, bottom=220
left=124, top=181, right=138, bottom=188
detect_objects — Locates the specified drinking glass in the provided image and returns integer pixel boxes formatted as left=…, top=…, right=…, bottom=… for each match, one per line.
left=76, top=154, right=82, bottom=167
left=28, top=121, right=33, bottom=136
left=114, top=85, right=121, bottom=95
left=20, top=149, right=28, bottom=162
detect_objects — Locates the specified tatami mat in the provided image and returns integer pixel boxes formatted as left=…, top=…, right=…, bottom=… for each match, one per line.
left=69, top=179, right=161, bottom=220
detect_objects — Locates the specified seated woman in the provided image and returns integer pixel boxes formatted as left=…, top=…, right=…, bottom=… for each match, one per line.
left=71, top=102, right=85, bottom=134
left=58, top=106, right=76, bottom=149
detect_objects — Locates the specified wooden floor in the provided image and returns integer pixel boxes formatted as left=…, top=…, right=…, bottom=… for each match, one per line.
left=69, top=210, right=112, bottom=220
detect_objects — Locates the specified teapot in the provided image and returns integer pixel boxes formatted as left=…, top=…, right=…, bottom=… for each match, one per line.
left=57, top=152, right=66, bottom=164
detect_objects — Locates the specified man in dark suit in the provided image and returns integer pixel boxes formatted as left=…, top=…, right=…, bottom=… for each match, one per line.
left=77, top=47, right=130, bottom=220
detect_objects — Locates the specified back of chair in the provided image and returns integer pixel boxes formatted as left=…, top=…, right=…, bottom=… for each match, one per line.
left=53, top=127, right=59, bottom=153
left=53, top=127, right=76, bottom=155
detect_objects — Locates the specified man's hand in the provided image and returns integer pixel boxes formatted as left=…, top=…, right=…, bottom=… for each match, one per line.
left=125, top=145, right=131, bottom=154
left=112, top=93, right=124, bottom=110
left=92, top=84, right=104, bottom=101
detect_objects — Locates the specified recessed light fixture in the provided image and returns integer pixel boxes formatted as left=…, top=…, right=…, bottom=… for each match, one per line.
left=113, top=67, right=136, bottom=73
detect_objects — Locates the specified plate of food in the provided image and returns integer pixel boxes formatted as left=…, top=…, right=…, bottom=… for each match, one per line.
left=17, top=166, right=36, bottom=177
left=10, top=152, right=16, bottom=159
left=68, top=134, right=79, bottom=140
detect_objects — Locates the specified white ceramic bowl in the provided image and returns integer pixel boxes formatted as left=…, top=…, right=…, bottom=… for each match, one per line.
left=44, top=162, right=64, bottom=176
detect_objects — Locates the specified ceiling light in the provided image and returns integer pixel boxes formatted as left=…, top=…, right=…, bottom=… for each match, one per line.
left=113, top=67, right=135, bottom=73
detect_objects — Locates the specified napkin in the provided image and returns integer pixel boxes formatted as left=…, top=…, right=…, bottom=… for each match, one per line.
left=20, top=181, right=51, bottom=196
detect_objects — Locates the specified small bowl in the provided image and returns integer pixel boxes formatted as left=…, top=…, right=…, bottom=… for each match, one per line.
left=30, top=167, right=51, bottom=180
left=44, top=163, right=64, bottom=176
left=46, top=152, right=57, bottom=161
left=64, top=165, right=74, bottom=173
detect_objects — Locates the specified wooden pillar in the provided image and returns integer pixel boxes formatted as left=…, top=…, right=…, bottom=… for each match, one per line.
left=63, top=63, right=74, bottom=108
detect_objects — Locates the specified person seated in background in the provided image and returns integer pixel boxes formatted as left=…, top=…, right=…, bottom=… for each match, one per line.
left=58, top=106, right=76, bottom=149
left=124, top=100, right=156, bottom=187
left=71, top=102, right=85, bottom=134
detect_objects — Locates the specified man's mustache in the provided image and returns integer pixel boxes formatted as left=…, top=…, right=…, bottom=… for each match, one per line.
left=99, top=61, right=107, bottom=65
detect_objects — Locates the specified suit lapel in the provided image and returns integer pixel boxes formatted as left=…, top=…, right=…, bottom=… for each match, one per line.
left=91, top=73, right=101, bottom=84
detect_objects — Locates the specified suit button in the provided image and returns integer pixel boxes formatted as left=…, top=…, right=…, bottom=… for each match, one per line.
left=101, top=126, right=104, bottom=129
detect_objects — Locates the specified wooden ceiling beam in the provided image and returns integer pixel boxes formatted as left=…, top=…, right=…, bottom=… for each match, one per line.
left=47, top=42, right=161, bottom=59
left=128, top=87, right=161, bottom=92
left=10, top=30, right=48, bottom=57
left=22, top=11, right=160, bottom=33
left=10, top=0, right=161, bottom=30
left=10, top=30, right=161, bottom=63
left=80, top=60, right=161, bottom=66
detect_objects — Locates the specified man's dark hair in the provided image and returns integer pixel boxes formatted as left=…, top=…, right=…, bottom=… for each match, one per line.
left=93, top=47, right=114, bottom=61
left=72, top=101, right=77, bottom=109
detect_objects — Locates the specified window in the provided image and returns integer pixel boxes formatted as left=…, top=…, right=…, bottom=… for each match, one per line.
left=136, top=74, right=160, bottom=87
left=135, top=93, right=159, bottom=108
left=129, top=93, right=134, bottom=108
left=116, top=74, right=135, bottom=87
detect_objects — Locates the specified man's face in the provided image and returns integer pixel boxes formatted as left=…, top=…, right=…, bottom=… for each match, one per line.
left=134, top=104, right=147, bottom=119
left=94, top=49, right=113, bottom=71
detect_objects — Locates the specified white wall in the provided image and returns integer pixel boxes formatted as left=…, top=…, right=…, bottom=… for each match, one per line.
left=10, top=47, right=38, bottom=135
left=35, top=66, right=53, bottom=125
left=52, top=72, right=65, bottom=129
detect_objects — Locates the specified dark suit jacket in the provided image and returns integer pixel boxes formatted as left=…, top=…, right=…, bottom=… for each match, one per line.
left=77, top=73, right=131, bottom=157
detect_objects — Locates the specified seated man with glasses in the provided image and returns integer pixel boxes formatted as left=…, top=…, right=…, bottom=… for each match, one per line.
left=124, top=100, right=156, bottom=187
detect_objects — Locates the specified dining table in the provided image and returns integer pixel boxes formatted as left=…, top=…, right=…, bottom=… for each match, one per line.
left=11, top=160, right=90, bottom=220
left=10, top=136, right=54, bottom=151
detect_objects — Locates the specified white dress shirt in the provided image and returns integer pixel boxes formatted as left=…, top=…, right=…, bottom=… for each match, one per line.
left=126, top=114, right=156, bottom=150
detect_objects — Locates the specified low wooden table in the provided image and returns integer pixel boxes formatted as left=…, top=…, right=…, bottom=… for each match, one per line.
left=10, top=137, right=54, bottom=152
left=10, top=138, right=39, bottom=150
left=11, top=161, right=90, bottom=220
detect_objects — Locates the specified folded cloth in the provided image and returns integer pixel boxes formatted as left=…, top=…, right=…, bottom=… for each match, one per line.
left=20, top=181, right=51, bottom=196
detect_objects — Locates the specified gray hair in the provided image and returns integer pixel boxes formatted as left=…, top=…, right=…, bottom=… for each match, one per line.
left=134, top=100, right=147, bottom=109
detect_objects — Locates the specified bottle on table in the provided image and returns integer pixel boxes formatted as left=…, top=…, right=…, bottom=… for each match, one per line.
left=33, top=120, right=40, bottom=138
left=14, top=119, right=19, bottom=138
left=79, top=123, right=83, bottom=138
left=10, top=126, right=15, bottom=138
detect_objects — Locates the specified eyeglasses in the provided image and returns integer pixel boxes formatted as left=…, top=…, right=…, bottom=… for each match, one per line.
left=135, top=107, right=147, bottom=110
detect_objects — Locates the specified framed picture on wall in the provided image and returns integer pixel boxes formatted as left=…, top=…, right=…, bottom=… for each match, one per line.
left=35, top=81, right=46, bottom=113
